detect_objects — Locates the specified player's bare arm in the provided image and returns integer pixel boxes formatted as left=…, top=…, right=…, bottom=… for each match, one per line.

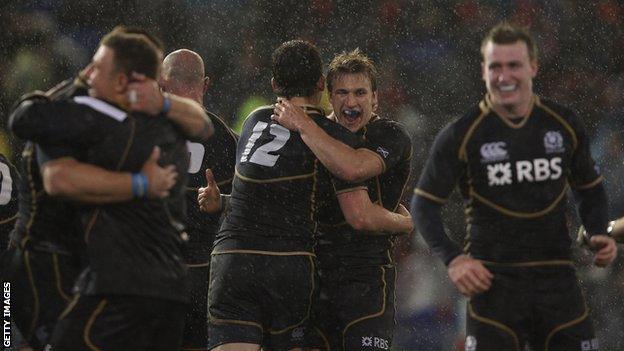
left=273, top=100, right=382, bottom=182
left=128, top=72, right=214, bottom=141
left=42, top=146, right=177, bottom=203
left=337, top=189, right=412, bottom=234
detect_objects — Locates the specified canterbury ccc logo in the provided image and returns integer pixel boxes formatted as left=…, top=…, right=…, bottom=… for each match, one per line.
left=480, top=142, right=508, bottom=162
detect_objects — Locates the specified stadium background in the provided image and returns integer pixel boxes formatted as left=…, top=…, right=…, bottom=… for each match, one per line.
left=1, top=1, right=623, bottom=350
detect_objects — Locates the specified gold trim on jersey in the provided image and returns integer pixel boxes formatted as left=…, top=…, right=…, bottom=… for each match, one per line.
left=485, top=93, right=535, bottom=129
left=535, top=97, right=578, bottom=151
left=84, top=209, right=100, bottom=243
left=208, top=315, right=263, bottom=332
left=24, top=249, right=40, bottom=340
left=342, top=266, right=388, bottom=350
left=468, top=302, right=520, bottom=351
left=84, top=299, right=107, bottom=351
left=235, top=168, right=314, bottom=183
left=268, top=255, right=315, bottom=334
left=211, top=249, right=315, bottom=256
left=58, top=293, right=80, bottom=321
left=469, top=183, right=568, bottom=218
left=314, top=326, right=331, bottom=351
left=576, top=176, right=603, bottom=190
left=52, top=253, right=71, bottom=302
left=207, top=109, right=239, bottom=143
left=117, top=117, right=136, bottom=172
left=334, top=185, right=367, bottom=196
left=481, top=260, right=573, bottom=267
left=544, top=305, right=588, bottom=351
left=24, top=145, right=38, bottom=243
left=458, top=102, right=490, bottom=162
left=413, top=188, right=446, bottom=204
left=186, top=262, right=210, bottom=268
left=0, top=214, right=17, bottom=224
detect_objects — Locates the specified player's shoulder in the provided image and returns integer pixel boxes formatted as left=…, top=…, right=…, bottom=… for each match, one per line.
left=368, top=116, right=410, bottom=137
left=71, top=96, right=128, bottom=122
left=247, top=105, right=274, bottom=119
left=437, top=102, right=484, bottom=140
left=206, top=109, right=238, bottom=142
left=535, top=97, right=579, bottom=123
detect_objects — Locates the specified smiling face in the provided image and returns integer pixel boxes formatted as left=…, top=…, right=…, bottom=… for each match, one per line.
left=329, top=73, right=378, bottom=132
left=482, top=40, right=537, bottom=116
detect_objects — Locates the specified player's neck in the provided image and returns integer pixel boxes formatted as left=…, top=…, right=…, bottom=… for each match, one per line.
left=287, top=96, right=321, bottom=109
left=488, top=95, right=534, bottom=120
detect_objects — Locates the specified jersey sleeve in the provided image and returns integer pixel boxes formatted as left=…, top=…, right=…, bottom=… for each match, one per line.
left=321, top=119, right=368, bottom=194
left=415, top=122, right=465, bottom=203
left=9, top=98, right=113, bottom=147
left=567, top=111, right=602, bottom=189
left=364, top=119, right=412, bottom=171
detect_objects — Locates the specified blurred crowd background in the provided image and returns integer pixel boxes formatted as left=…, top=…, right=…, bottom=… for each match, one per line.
left=2, top=1, right=624, bottom=350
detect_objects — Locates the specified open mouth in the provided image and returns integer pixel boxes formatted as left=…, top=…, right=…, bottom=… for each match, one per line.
left=498, top=84, right=517, bottom=93
left=342, top=109, right=361, bottom=122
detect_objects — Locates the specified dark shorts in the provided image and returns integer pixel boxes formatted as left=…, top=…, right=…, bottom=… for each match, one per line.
left=466, top=263, right=597, bottom=351
left=207, top=252, right=317, bottom=350
left=3, top=247, right=81, bottom=350
left=48, top=294, right=187, bottom=351
left=313, top=265, right=396, bottom=351
left=182, top=264, right=210, bottom=351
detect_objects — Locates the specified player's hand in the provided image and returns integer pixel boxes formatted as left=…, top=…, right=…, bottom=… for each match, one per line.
left=395, top=204, right=414, bottom=234
left=590, top=235, right=617, bottom=267
left=141, top=146, right=178, bottom=198
left=447, top=254, right=493, bottom=297
left=127, top=72, right=165, bottom=115
left=272, top=100, right=311, bottom=131
left=198, top=169, right=221, bottom=213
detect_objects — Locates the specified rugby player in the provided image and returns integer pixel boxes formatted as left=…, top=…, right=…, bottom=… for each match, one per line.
left=205, top=40, right=412, bottom=351
left=10, top=29, right=211, bottom=350
left=411, top=22, right=616, bottom=350
left=159, top=48, right=237, bottom=351
left=272, top=49, right=412, bottom=350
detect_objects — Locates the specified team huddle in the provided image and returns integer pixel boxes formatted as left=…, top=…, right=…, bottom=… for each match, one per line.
left=0, top=21, right=618, bottom=351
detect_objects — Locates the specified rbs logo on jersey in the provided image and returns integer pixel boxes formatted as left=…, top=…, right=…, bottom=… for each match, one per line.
left=487, top=157, right=562, bottom=186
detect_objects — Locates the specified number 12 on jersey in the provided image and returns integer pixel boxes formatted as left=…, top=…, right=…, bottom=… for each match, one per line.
left=240, top=121, right=290, bottom=167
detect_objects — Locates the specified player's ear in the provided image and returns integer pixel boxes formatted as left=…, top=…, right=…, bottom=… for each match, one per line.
left=270, top=77, right=278, bottom=92
left=115, top=73, right=129, bottom=93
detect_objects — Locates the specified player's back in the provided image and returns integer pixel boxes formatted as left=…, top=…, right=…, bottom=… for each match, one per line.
left=217, top=105, right=358, bottom=253
left=77, top=105, right=190, bottom=302
left=184, top=111, right=237, bottom=264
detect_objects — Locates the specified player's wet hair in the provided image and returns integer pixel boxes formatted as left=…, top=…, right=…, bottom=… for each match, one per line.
left=272, top=40, right=322, bottom=98
left=327, top=48, right=378, bottom=93
left=481, top=22, right=538, bottom=61
left=100, top=30, right=161, bottom=80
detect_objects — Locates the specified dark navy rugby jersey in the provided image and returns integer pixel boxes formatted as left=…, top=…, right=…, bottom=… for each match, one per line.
left=9, top=78, right=88, bottom=255
left=415, top=95, right=602, bottom=262
left=316, top=116, right=412, bottom=268
left=183, top=110, right=237, bottom=264
left=215, top=105, right=364, bottom=253
left=10, top=96, right=190, bottom=302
